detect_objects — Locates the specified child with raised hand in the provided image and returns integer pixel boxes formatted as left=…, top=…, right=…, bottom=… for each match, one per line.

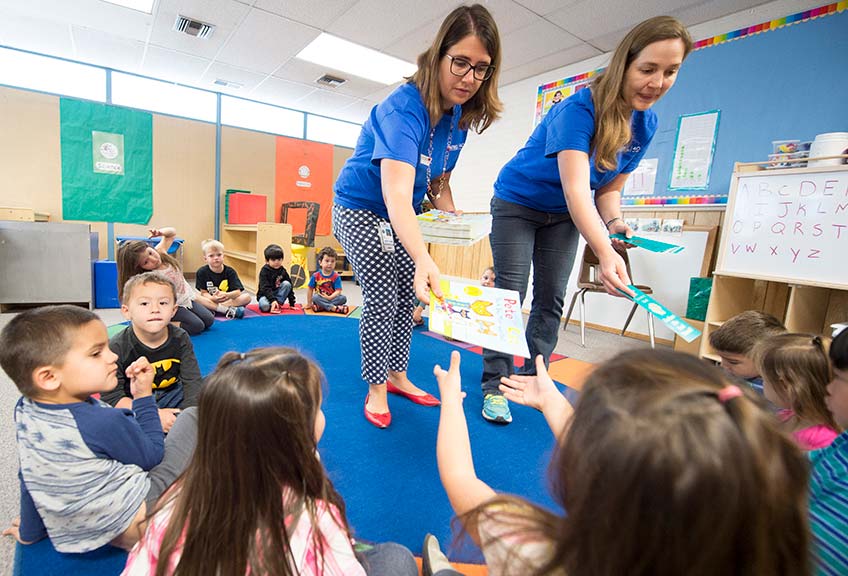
left=809, top=325, right=848, bottom=575
left=0, top=306, right=197, bottom=553
left=431, top=349, right=810, bottom=576
left=117, top=227, right=214, bottom=335
left=307, top=246, right=349, bottom=314
left=121, top=347, right=418, bottom=576
left=754, top=333, right=840, bottom=450
left=195, top=239, right=251, bottom=319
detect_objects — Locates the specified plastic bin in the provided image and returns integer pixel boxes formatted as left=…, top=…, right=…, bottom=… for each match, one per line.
left=228, top=193, right=267, bottom=224
left=94, top=260, right=120, bottom=309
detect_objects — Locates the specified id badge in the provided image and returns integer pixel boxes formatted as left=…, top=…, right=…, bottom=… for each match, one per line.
left=377, top=221, right=395, bottom=253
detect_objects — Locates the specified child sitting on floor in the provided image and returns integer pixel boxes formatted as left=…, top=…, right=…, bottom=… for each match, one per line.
left=195, top=239, right=251, bottom=319
left=809, top=325, right=848, bottom=575
left=121, top=347, right=417, bottom=576
left=709, top=310, right=786, bottom=394
left=0, top=306, right=197, bottom=553
left=754, top=333, right=840, bottom=450
left=103, top=273, right=204, bottom=434
left=117, top=227, right=214, bottom=335
left=427, top=349, right=810, bottom=576
left=257, top=243, right=296, bottom=313
left=307, top=246, right=349, bottom=314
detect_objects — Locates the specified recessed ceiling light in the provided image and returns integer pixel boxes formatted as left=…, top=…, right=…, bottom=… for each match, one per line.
left=296, top=33, right=416, bottom=85
left=100, top=0, right=155, bottom=14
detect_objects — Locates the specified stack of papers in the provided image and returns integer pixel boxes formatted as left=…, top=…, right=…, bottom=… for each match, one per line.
left=417, top=210, right=492, bottom=246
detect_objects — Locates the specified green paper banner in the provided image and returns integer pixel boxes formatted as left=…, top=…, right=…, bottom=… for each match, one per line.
left=61, top=98, right=152, bottom=224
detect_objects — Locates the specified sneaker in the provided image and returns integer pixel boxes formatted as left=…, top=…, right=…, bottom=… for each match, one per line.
left=482, top=394, right=512, bottom=424
left=234, top=306, right=245, bottom=319
left=225, top=307, right=237, bottom=319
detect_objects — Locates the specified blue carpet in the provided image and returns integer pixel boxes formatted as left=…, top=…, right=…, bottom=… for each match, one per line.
left=190, top=315, right=561, bottom=563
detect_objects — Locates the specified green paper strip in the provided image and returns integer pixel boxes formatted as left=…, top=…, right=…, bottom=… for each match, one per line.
left=619, top=285, right=702, bottom=342
left=610, top=233, right=685, bottom=254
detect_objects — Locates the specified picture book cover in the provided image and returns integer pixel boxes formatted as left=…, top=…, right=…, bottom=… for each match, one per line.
left=428, top=278, right=530, bottom=358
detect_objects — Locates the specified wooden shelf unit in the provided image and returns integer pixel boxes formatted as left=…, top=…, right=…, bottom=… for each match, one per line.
left=313, top=234, right=354, bottom=279
left=699, top=274, right=848, bottom=360
left=221, top=222, right=292, bottom=294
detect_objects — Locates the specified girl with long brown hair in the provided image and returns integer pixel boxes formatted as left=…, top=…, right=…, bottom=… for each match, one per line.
left=333, top=4, right=502, bottom=428
left=121, top=347, right=418, bottom=576
left=755, top=333, right=840, bottom=450
left=116, top=227, right=215, bottom=335
left=480, top=16, right=692, bottom=425
left=431, top=349, right=810, bottom=576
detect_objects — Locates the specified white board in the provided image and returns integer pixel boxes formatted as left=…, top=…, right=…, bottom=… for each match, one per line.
left=525, top=227, right=714, bottom=341
left=716, top=165, right=848, bottom=289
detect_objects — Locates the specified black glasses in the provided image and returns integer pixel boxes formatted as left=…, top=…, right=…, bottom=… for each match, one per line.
left=445, top=54, right=494, bottom=81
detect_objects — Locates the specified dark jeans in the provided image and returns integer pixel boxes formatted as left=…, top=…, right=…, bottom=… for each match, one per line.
left=357, top=542, right=419, bottom=576
left=172, top=301, right=214, bottom=335
left=481, top=196, right=580, bottom=394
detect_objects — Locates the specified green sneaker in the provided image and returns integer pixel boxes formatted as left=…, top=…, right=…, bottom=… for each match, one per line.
left=482, top=394, right=512, bottom=424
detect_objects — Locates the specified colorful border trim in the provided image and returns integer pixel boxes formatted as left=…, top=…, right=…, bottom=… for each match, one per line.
left=692, top=1, right=846, bottom=50
left=534, top=70, right=598, bottom=123
left=621, top=195, right=727, bottom=206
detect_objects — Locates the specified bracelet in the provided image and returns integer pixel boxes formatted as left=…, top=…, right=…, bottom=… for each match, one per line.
left=605, top=217, right=622, bottom=230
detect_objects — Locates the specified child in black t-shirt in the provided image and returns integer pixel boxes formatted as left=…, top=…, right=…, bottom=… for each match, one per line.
left=195, top=239, right=251, bottom=319
left=257, top=244, right=296, bottom=313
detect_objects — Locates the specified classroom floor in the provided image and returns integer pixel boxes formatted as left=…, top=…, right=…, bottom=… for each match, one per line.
left=0, top=280, right=661, bottom=574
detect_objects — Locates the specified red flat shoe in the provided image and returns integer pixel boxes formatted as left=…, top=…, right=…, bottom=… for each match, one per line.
left=386, top=381, right=441, bottom=407
left=364, top=394, right=391, bottom=428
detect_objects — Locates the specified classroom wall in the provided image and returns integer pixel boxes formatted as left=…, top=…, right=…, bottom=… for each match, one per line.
left=220, top=126, right=277, bottom=223
left=449, top=0, right=826, bottom=212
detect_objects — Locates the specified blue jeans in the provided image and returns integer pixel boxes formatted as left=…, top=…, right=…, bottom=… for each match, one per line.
left=313, top=293, right=347, bottom=310
left=357, top=542, right=418, bottom=576
left=258, top=281, right=292, bottom=312
left=481, top=196, right=580, bottom=394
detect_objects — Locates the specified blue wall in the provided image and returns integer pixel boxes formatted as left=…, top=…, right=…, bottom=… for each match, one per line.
left=648, top=9, right=848, bottom=199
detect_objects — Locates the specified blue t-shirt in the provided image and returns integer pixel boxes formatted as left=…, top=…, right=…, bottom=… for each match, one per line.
left=334, top=82, right=467, bottom=219
left=494, top=87, right=657, bottom=213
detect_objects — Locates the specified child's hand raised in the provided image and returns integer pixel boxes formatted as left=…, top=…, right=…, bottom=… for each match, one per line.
left=499, top=355, right=558, bottom=412
left=434, top=351, right=465, bottom=405
left=126, top=357, right=154, bottom=399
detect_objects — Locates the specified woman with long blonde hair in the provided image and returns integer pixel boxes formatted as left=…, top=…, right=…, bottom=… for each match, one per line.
left=480, top=16, right=692, bottom=425
left=333, top=4, right=502, bottom=428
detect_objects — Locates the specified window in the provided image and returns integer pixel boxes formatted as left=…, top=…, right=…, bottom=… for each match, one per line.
left=221, top=96, right=304, bottom=138
left=0, top=47, right=105, bottom=101
left=111, top=72, right=217, bottom=122
left=306, top=115, right=361, bottom=148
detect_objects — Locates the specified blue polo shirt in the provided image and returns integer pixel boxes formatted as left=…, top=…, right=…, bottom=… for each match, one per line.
left=334, top=82, right=467, bottom=219
left=494, top=87, right=657, bottom=213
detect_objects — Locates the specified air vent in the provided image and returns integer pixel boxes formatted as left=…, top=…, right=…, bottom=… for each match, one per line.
left=174, top=15, right=215, bottom=39
left=213, top=79, right=243, bottom=89
left=316, top=74, right=346, bottom=88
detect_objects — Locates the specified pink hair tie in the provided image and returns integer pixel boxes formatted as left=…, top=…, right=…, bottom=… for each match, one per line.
left=717, top=385, right=743, bottom=404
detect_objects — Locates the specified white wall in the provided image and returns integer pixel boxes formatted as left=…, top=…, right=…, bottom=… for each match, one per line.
left=449, top=0, right=824, bottom=213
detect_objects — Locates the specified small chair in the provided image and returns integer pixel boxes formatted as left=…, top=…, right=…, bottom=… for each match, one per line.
left=562, top=244, right=655, bottom=348
left=280, top=201, right=321, bottom=288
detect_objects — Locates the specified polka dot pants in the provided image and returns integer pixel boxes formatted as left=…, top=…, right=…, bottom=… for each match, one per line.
left=333, top=204, right=416, bottom=386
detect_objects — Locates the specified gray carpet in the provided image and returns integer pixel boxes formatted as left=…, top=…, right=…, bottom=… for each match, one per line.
left=0, top=283, right=660, bottom=572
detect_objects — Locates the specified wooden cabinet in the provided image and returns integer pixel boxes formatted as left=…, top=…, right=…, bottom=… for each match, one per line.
left=221, top=222, right=292, bottom=294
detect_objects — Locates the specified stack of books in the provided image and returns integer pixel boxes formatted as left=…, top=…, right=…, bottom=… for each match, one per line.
left=417, top=210, right=492, bottom=246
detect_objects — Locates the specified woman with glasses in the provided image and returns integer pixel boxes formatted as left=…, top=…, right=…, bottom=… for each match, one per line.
left=333, top=4, right=501, bottom=428
left=480, top=16, right=693, bottom=425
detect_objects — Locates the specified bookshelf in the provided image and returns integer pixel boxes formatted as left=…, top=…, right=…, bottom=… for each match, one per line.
left=221, top=222, right=292, bottom=294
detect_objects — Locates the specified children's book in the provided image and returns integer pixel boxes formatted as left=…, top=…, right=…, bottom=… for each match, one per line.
left=609, top=233, right=685, bottom=254
left=428, top=278, right=530, bottom=358
left=618, top=285, right=701, bottom=342
left=417, top=210, right=492, bottom=246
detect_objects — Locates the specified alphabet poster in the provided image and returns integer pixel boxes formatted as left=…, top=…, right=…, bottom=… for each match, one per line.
left=717, top=167, right=848, bottom=288
left=429, top=278, right=530, bottom=358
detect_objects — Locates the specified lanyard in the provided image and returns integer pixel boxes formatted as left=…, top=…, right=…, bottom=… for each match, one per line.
left=426, top=112, right=455, bottom=201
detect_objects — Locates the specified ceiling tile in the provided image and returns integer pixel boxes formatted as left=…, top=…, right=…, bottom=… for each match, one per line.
left=253, top=0, right=359, bottom=29
left=511, top=0, right=583, bottom=16
left=546, top=0, right=702, bottom=41
left=149, top=0, right=250, bottom=60
left=291, top=87, right=362, bottom=116
left=0, top=0, right=153, bottom=42
left=201, top=61, right=267, bottom=92
left=250, top=75, right=316, bottom=108
left=499, top=42, right=601, bottom=85
left=500, top=19, right=583, bottom=70
left=274, top=57, right=386, bottom=98
left=336, top=99, right=373, bottom=124
left=0, top=9, right=74, bottom=59
left=141, top=45, right=211, bottom=84
left=72, top=25, right=146, bottom=73
left=480, top=0, right=540, bottom=35
left=327, top=0, right=458, bottom=50
left=215, top=7, right=319, bottom=75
